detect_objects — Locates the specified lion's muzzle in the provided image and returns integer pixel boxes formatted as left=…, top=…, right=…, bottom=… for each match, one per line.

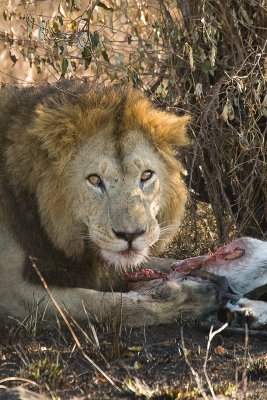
left=112, top=227, right=146, bottom=249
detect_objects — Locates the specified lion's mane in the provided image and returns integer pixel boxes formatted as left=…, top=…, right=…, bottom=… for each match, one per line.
left=0, top=81, right=189, bottom=289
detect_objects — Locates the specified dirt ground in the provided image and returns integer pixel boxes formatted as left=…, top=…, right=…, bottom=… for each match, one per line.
left=0, top=313, right=267, bottom=399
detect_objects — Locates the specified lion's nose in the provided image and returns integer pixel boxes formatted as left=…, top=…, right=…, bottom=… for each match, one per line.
left=112, top=228, right=146, bottom=246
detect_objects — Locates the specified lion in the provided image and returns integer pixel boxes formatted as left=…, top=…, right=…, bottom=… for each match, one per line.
left=0, top=81, right=223, bottom=327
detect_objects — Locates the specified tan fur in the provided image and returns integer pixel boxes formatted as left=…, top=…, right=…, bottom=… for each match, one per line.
left=0, top=82, right=204, bottom=326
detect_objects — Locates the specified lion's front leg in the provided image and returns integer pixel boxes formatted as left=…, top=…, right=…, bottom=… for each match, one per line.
left=51, top=272, right=227, bottom=327
left=0, top=222, right=226, bottom=327
left=1, top=260, right=226, bottom=328
left=1, top=273, right=226, bottom=328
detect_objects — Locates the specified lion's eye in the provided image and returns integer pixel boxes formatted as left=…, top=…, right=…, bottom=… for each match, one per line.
left=87, top=174, right=102, bottom=186
left=141, top=170, right=154, bottom=182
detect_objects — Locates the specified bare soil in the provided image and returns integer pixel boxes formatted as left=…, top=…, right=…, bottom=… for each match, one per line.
left=0, top=319, right=266, bottom=399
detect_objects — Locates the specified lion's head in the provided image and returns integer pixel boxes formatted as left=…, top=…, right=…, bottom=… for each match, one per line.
left=8, top=84, right=189, bottom=269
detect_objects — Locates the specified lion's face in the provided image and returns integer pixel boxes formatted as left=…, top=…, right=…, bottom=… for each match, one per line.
left=25, top=86, right=189, bottom=269
left=66, top=129, right=168, bottom=268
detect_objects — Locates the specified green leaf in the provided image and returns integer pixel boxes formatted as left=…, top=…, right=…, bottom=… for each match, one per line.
left=91, top=31, right=100, bottom=49
left=53, top=21, right=59, bottom=32
left=3, top=9, right=8, bottom=21
left=201, top=59, right=216, bottom=76
left=72, top=0, right=81, bottom=10
left=61, top=58, right=68, bottom=77
left=57, top=16, right=64, bottom=26
left=201, top=59, right=211, bottom=74
left=58, top=44, right=67, bottom=56
left=82, top=47, right=92, bottom=69
left=102, top=50, right=110, bottom=63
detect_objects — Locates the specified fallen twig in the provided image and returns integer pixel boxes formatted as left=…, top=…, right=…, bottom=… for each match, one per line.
left=203, top=323, right=228, bottom=400
left=199, top=321, right=267, bottom=340
left=180, top=327, right=209, bottom=400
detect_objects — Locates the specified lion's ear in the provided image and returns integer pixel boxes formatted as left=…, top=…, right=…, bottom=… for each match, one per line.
left=147, top=112, right=190, bottom=148
left=30, top=103, right=81, bottom=164
left=29, top=102, right=114, bottom=168
left=125, top=99, right=190, bottom=148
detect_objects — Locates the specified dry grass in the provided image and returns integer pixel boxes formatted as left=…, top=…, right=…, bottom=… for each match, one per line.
left=1, top=319, right=266, bottom=399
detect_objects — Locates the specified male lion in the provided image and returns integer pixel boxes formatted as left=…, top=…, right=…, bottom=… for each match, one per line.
left=0, top=81, right=223, bottom=327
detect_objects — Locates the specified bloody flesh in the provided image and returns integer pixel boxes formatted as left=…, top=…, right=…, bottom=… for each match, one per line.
left=125, top=268, right=167, bottom=282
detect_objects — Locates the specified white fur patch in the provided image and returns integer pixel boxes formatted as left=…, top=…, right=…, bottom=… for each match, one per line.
left=227, top=298, right=267, bottom=328
left=100, top=249, right=148, bottom=269
left=206, top=237, right=267, bottom=294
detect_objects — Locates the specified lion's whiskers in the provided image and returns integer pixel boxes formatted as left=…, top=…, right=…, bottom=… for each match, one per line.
left=159, top=225, right=176, bottom=236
